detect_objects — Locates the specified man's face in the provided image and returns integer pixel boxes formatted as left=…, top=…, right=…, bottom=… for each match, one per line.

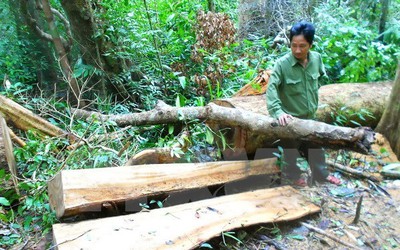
left=290, top=35, right=312, bottom=61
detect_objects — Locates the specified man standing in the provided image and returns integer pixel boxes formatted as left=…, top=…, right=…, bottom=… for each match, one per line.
left=266, top=21, right=341, bottom=186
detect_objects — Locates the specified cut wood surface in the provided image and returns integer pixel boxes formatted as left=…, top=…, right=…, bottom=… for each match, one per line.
left=48, top=158, right=280, bottom=218
left=0, top=116, right=18, bottom=193
left=0, top=94, right=76, bottom=142
left=52, top=185, right=320, bottom=250
left=71, top=101, right=375, bottom=155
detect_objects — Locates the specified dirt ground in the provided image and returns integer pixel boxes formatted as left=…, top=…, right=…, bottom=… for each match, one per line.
left=221, top=133, right=400, bottom=250
left=231, top=179, right=400, bottom=250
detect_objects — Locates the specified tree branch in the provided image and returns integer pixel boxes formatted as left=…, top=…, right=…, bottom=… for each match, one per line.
left=71, top=101, right=375, bottom=154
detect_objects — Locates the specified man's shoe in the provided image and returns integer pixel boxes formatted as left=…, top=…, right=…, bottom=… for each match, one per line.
left=293, top=178, right=308, bottom=187
left=326, top=175, right=341, bottom=185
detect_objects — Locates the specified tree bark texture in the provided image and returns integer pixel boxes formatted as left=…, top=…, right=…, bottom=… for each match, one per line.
left=378, top=0, right=389, bottom=41
left=60, top=0, right=133, bottom=100
left=376, top=63, right=400, bottom=159
left=41, top=0, right=82, bottom=107
left=72, top=100, right=375, bottom=154
left=8, top=0, right=59, bottom=84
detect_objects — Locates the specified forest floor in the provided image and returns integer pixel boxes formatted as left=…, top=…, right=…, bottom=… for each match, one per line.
left=2, top=136, right=400, bottom=250
left=238, top=179, right=400, bottom=250
left=226, top=135, right=400, bottom=250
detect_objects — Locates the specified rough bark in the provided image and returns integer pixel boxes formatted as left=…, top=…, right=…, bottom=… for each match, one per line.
left=72, top=100, right=375, bottom=154
left=48, top=158, right=279, bottom=218
left=59, top=0, right=103, bottom=70
left=376, top=63, right=400, bottom=159
left=60, top=0, right=135, bottom=101
left=378, top=0, right=389, bottom=41
left=52, top=186, right=319, bottom=250
left=41, top=0, right=83, bottom=107
left=8, top=0, right=59, bottom=84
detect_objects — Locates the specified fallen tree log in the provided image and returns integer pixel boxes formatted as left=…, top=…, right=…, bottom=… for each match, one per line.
left=124, top=130, right=190, bottom=165
left=52, top=186, right=320, bottom=250
left=216, top=81, right=392, bottom=128
left=0, top=94, right=76, bottom=142
left=0, top=117, right=19, bottom=193
left=72, top=101, right=375, bottom=155
left=48, top=158, right=280, bottom=218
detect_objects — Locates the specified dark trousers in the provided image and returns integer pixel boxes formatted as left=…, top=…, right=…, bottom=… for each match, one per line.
left=254, top=142, right=330, bottom=183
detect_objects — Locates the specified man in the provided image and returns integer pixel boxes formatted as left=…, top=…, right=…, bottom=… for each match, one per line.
left=266, top=21, right=341, bottom=186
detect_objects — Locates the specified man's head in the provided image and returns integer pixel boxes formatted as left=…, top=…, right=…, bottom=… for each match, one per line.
left=289, top=21, right=315, bottom=61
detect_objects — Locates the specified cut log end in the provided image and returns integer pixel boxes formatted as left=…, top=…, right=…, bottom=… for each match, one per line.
left=48, top=173, right=66, bottom=218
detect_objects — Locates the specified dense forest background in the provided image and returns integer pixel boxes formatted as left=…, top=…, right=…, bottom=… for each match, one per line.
left=0, top=0, right=399, bottom=248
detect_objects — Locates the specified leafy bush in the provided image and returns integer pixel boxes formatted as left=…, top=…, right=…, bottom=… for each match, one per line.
left=314, top=1, right=400, bottom=83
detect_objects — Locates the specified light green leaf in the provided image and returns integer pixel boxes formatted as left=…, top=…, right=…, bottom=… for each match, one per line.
left=0, top=197, right=10, bottom=206
left=178, top=76, right=186, bottom=89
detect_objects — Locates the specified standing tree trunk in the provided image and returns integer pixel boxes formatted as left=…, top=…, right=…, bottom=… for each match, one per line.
left=376, top=62, right=400, bottom=159
left=60, top=0, right=135, bottom=101
left=208, top=0, right=216, bottom=12
left=8, top=0, right=58, bottom=85
left=378, top=0, right=389, bottom=41
left=41, top=0, right=83, bottom=107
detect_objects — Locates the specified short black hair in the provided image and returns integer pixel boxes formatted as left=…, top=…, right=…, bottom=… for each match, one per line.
left=290, top=21, right=315, bottom=45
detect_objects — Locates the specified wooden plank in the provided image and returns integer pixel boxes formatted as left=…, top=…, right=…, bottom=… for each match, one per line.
left=48, top=158, right=279, bottom=218
left=52, top=186, right=320, bottom=250
left=0, top=116, right=19, bottom=194
left=0, top=94, right=76, bottom=142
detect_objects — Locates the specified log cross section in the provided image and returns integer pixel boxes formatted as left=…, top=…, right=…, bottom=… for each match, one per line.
left=48, top=158, right=280, bottom=218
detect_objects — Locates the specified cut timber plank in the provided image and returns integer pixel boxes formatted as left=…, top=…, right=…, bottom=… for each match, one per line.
left=48, top=158, right=279, bottom=218
left=52, top=186, right=320, bottom=250
left=0, top=116, right=18, bottom=194
left=0, top=94, right=76, bottom=142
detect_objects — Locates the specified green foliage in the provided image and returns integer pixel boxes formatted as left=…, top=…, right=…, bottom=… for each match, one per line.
left=329, top=106, right=375, bottom=127
left=314, top=1, right=400, bottom=83
left=1, top=0, right=400, bottom=248
left=0, top=4, right=40, bottom=84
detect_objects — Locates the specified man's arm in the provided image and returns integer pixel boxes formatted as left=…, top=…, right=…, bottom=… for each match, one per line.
left=266, top=63, right=284, bottom=118
left=318, top=54, right=329, bottom=87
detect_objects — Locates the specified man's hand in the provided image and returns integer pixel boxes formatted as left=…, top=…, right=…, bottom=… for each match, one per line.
left=278, top=113, right=293, bottom=126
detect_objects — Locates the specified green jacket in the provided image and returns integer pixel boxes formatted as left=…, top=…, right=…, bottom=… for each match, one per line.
left=267, top=51, right=328, bottom=119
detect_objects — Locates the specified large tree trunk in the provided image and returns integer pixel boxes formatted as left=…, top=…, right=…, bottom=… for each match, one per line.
left=8, top=0, right=58, bottom=85
left=71, top=100, right=375, bottom=154
left=378, top=0, right=389, bottom=41
left=60, top=0, right=135, bottom=101
left=376, top=63, right=400, bottom=159
left=41, top=0, right=83, bottom=107
left=217, top=81, right=392, bottom=128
